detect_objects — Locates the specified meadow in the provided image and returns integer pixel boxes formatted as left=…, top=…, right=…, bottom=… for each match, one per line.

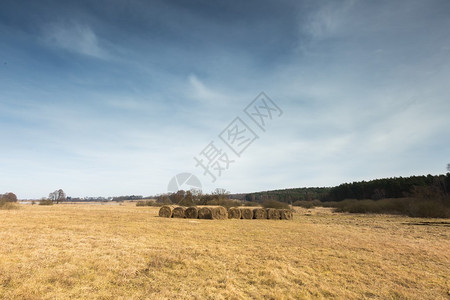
left=0, top=204, right=449, bottom=299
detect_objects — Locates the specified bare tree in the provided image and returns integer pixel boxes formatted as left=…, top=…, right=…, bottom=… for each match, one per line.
left=0, top=192, right=17, bottom=202
left=169, top=190, right=185, bottom=204
left=156, top=194, right=171, bottom=204
left=49, top=189, right=66, bottom=204
left=179, top=190, right=194, bottom=206
left=213, top=188, right=230, bottom=201
left=190, top=188, right=202, bottom=204
left=447, top=163, right=450, bottom=172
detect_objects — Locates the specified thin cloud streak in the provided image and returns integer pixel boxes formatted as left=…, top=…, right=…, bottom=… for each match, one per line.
left=41, top=21, right=107, bottom=59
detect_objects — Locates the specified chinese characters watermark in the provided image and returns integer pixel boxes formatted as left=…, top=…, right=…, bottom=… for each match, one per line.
left=167, top=173, right=202, bottom=193
left=194, top=92, right=283, bottom=183
left=219, top=117, right=258, bottom=157
left=244, top=92, right=283, bottom=132
left=194, top=142, right=234, bottom=182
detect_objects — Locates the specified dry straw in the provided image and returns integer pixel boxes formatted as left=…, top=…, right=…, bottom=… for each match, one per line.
left=240, top=207, right=253, bottom=219
left=198, top=206, right=228, bottom=220
left=280, top=209, right=293, bottom=220
left=266, top=208, right=281, bottom=220
left=228, top=207, right=241, bottom=219
left=211, top=206, right=228, bottom=220
left=198, top=207, right=212, bottom=219
left=160, top=205, right=292, bottom=220
left=185, top=206, right=198, bottom=219
left=253, top=208, right=267, bottom=219
left=172, top=206, right=186, bottom=218
left=159, top=205, right=175, bottom=218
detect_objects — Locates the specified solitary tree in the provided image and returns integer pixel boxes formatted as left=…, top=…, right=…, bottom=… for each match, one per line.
left=0, top=192, right=17, bottom=202
left=49, top=189, right=66, bottom=204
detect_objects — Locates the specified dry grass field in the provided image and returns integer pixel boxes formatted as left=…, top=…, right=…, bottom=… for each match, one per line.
left=1, top=204, right=449, bottom=299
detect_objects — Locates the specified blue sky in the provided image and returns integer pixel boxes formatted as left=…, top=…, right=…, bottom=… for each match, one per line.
left=1, top=0, right=449, bottom=199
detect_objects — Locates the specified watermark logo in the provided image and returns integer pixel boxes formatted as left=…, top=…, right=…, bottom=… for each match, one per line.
left=168, top=92, right=283, bottom=190
left=219, top=117, right=258, bottom=157
left=167, top=173, right=202, bottom=193
left=194, top=142, right=234, bottom=183
left=244, top=92, right=283, bottom=132
left=194, top=91, right=282, bottom=183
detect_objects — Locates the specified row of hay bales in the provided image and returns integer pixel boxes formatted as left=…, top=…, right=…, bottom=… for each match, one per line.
left=159, top=205, right=293, bottom=220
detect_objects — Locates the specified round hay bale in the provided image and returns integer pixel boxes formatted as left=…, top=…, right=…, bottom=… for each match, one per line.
left=211, top=206, right=228, bottom=220
left=253, top=208, right=267, bottom=219
left=280, top=209, right=293, bottom=220
left=240, top=207, right=253, bottom=219
left=172, top=206, right=186, bottom=218
left=198, top=207, right=212, bottom=219
left=159, top=205, right=174, bottom=218
left=228, top=207, right=241, bottom=219
left=266, top=208, right=281, bottom=220
left=185, top=206, right=198, bottom=219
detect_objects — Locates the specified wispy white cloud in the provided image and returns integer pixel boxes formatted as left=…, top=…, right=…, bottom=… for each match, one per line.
left=41, top=21, right=107, bottom=59
left=187, top=74, right=231, bottom=105
left=303, top=0, right=357, bottom=39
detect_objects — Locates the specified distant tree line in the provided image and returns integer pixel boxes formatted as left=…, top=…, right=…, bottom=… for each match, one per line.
left=113, top=195, right=143, bottom=201
left=145, top=188, right=254, bottom=208
left=67, top=195, right=143, bottom=202
left=324, top=174, right=450, bottom=202
left=155, top=188, right=229, bottom=206
left=67, top=197, right=109, bottom=202
left=140, top=188, right=291, bottom=209
left=229, top=187, right=331, bottom=203
left=235, top=174, right=450, bottom=204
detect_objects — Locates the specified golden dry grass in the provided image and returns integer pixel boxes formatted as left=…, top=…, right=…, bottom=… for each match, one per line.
left=0, top=204, right=449, bottom=299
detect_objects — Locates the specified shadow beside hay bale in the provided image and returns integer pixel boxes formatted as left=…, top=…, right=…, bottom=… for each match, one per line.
left=159, top=205, right=175, bottom=218
left=185, top=206, right=198, bottom=219
left=228, top=207, right=241, bottom=219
